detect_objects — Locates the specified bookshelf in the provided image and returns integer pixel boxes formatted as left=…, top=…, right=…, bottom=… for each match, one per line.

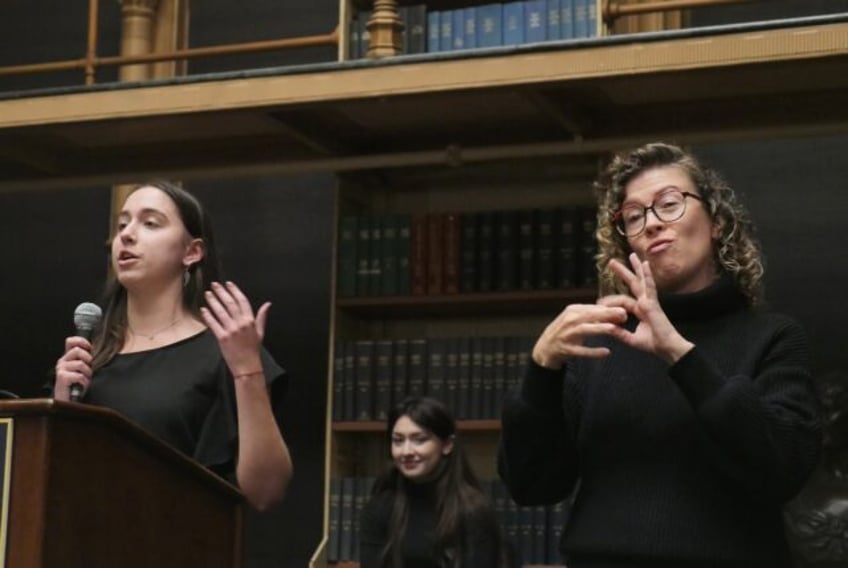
left=340, top=0, right=605, bottom=60
left=322, top=150, right=600, bottom=567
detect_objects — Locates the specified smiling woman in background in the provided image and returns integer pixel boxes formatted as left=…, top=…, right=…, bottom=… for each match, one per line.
left=359, top=396, right=511, bottom=568
left=498, top=142, right=822, bottom=567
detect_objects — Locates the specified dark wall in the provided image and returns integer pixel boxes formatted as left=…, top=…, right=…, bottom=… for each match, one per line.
left=0, top=0, right=337, bottom=92
left=694, top=135, right=848, bottom=378
left=690, top=0, right=848, bottom=25
left=0, top=186, right=112, bottom=394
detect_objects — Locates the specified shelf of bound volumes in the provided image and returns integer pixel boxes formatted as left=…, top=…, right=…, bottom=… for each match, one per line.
left=344, top=0, right=602, bottom=59
left=327, top=474, right=573, bottom=566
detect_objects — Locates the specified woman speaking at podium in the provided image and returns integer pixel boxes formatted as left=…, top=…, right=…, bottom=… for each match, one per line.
left=52, top=180, right=292, bottom=511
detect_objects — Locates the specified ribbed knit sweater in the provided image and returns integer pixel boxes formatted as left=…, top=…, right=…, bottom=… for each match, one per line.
left=498, top=274, right=822, bottom=568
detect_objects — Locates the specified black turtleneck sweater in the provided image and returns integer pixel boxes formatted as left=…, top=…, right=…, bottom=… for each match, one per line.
left=359, top=478, right=501, bottom=568
left=498, top=274, right=822, bottom=568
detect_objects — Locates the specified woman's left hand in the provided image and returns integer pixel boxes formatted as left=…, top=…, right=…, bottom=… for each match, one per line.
left=600, top=253, right=694, bottom=364
left=201, top=281, right=271, bottom=376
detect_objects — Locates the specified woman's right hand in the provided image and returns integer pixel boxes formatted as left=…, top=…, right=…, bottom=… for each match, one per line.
left=53, top=336, right=93, bottom=401
left=532, top=303, right=628, bottom=370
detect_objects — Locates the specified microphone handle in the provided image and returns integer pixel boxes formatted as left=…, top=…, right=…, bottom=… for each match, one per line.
left=69, top=383, right=84, bottom=402
left=69, top=327, right=93, bottom=402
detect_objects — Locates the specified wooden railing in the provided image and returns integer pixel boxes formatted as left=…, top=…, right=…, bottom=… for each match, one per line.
left=0, top=0, right=765, bottom=85
left=0, top=0, right=339, bottom=85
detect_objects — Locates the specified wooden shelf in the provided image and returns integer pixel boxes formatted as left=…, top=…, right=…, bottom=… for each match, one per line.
left=336, top=288, right=597, bottom=317
left=333, top=419, right=501, bottom=432
left=2, top=15, right=848, bottom=191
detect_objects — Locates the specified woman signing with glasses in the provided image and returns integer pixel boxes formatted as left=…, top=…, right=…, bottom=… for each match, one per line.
left=498, top=142, right=821, bottom=567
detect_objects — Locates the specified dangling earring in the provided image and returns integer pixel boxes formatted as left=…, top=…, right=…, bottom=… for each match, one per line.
left=183, top=266, right=191, bottom=287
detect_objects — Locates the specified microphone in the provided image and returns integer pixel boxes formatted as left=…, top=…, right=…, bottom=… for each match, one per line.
left=69, top=302, right=102, bottom=402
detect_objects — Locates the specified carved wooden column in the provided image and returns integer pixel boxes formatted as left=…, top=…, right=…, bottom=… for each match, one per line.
left=117, top=0, right=159, bottom=81
left=152, top=0, right=190, bottom=78
left=367, top=0, right=403, bottom=58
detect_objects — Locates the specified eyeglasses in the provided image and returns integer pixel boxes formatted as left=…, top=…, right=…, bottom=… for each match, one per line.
left=613, top=189, right=703, bottom=237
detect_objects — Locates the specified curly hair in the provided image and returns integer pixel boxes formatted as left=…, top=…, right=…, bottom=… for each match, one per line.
left=593, top=142, right=764, bottom=304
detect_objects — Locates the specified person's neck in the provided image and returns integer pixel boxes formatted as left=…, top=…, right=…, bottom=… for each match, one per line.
left=125, top=284, right=192, bottom=340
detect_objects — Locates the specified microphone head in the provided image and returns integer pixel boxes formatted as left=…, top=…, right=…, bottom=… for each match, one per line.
left=73, top=302, right=103, bottom=334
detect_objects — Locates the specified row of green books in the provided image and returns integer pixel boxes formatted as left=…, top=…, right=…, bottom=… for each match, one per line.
left=350, top=0, right=599, bottom=59
left=336, top=206, right=598, bottom=298
left=328, top=476, right=572, bottom=564
left=332, top=336, right=537, bottom=423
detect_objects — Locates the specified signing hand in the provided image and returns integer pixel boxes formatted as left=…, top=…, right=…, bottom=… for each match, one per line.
left=201, top=281, right=271, bottom=377
left=532, top=302, right=628, bottom=370
left=600, top=253, right=693, bottom=364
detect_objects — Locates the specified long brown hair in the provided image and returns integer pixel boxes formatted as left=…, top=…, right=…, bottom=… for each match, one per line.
left=90, top=181, right=221, bottom=370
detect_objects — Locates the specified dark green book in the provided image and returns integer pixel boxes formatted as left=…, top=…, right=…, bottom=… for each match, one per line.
left=396, top=215, right=412, bottom=296
left=470, top=336, right=484, bottom=419
left=327, top=478, right=342, bottom=562
left=444, top=337, right=460, bottom=417
left=355, top=216, right=372, bottom=297
left=496, top=210, right=519, bottom=291
left=411, top=215, right=428, bottom=295
left=374, top=339, right=393, bottom=421
left=518, top=209, right=537, bottom=290
left=481, top=336, right=495, bottom=419
left=407, top=338, right=428, bottom=398
left=556, top=207, right=579, bottom=289
left=391, top=339, right=409, bottom=407
left=332, top=340, right=347, bottom=422
left=492, top=335, right=506, bottom=418
left=354, top=340, right=375, bottom=421
left=457, top=336, right=471, bottom=419
left=443, top=213, right=461, bottom=294
left=339, top=476, right=355, bottom=560
left=578, top=206, right=598, bottom=288
left=426, top=337, right=447, bottom=404
left=337, top=216, right=358, bottom=297
left=406, top=4, right=428, bottom=54
left=477, top=212, right=496, bottom=292
left=380, top=215, right=399, bottom=296
left=460, top=213, right=478, bottom=293
left=343, top=341, right=357, bottom=421
left=536, top=208, right=556, bottom=289
left=369, top=216, right=382, bottom=296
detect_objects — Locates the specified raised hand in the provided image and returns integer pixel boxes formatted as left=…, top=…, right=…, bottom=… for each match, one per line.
left=600, top=253, right=693, bottom=364
left=201, top=281, right=271, bottom=378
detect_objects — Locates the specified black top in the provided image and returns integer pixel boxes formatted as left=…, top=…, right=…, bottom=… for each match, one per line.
left=86, top=329, right=285, bottom=478
left=498, top=274, right=822, bottom=568
left=359, top=479, right=502, bottom=568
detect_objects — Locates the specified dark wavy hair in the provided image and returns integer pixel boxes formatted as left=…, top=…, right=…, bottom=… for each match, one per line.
left=372, top=397, right=509, bottom=568
left=91, top=180, right=221, bottom=370
left=594, top=142, right=764, bottom=304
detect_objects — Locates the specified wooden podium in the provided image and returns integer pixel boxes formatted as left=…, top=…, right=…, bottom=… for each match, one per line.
left=0, top=399, right=244, bottom=568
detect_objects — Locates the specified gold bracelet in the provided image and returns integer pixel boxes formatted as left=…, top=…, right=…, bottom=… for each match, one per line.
left=233, top=369, right=264, bottom=380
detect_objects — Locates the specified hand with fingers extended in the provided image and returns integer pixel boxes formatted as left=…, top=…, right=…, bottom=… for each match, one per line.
left=532, top=301, right=628, bottom=370
left=601, top=253, right=694, bottom=364
left=201, top=281, right=272, bottom=378
left=54, top=336, right=93, bottom=401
